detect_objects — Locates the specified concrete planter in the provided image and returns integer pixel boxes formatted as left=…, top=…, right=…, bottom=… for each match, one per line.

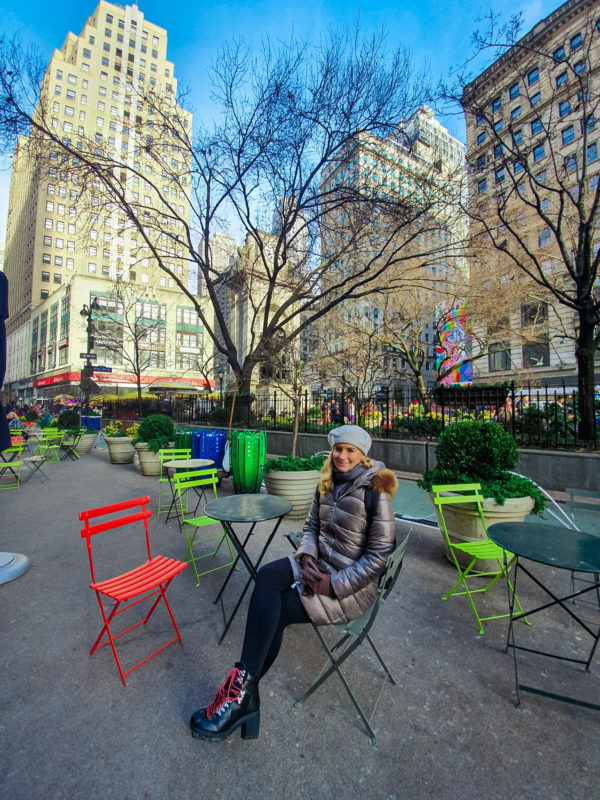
left=105, top=436, right=135, bottom=464
left=431, top=492, right=534, bottom=572
left=134, top=442, right=161, bottom=476
left=75, top=432, right=98, bottom=454
left=262, top=469, right=321, bottom=519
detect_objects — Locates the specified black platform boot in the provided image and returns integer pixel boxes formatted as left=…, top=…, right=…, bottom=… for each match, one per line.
left=190, top=663, right=260, bottom=741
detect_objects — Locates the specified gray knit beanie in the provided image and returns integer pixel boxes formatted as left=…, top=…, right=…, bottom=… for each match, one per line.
left=327, top=425, right=372, bottom=455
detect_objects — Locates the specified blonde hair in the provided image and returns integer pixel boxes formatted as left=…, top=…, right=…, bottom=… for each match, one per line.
left=318, top=452, right=375, bottom=495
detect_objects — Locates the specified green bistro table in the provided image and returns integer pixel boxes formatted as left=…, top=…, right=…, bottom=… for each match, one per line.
left=205, top=493, right=293, bottom=644
left=488, top=521, right=600, bottom=711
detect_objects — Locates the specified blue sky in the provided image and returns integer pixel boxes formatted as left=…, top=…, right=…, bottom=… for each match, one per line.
left=0, top=0, right=562, bottom=238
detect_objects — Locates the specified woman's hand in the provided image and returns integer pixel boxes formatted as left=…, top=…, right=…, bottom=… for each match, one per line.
left=300, top=555, right=332, bottom=597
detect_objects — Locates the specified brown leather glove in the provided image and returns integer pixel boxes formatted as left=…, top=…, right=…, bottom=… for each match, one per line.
left=300, top=555, right=334, bottom=597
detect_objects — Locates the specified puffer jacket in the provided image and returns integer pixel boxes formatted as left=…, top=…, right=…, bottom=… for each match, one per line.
left=289, top=460, right=397, bottom=625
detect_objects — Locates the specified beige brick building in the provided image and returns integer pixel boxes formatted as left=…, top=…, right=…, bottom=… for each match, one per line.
left=463, top=0, right=600, bottom=388
left=3, top=2, right=212, bottom=402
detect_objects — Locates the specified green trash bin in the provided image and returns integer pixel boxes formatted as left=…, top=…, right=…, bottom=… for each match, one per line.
left=230, top=430, right=266, bottom=493
left=174, top=428, right=192, bottom=451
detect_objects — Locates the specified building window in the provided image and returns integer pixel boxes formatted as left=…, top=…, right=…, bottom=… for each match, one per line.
left=571, top=32, right=583, bottom=51
left=523, top=340, right=550, bottom=368
left=476, top=112, right=484, bottom=125
left=559, top=100, right=571, bottom=117
left=553, top=45, right=565, bottom=61
left=494, top=119, right=503, bottom=132
left=478, top=178, right=487, bottom=194
left=511, top=105, right=521, bottom=120
left=521, top=301, right=548, bottom=327
left=488, top=343, right=511, bottom=372
left=53, top=274, right=62, bottom=284
left=587, top=143, right=598, bottom=163
left=513, top=129, right=523, bottom=145
left=495, top=167, right=505, bottom=183
left=566, top=155, right=577, bottom=173
left=527, top=67, right=539, bottom=86
left=562, top=125, right=575, bottom=145
left=514, top=160, right=524, bottom=174
left=508, top=82, right=520, bottom=100
left=533, top=143, right=545, bottom=162
left=582, top=115, right=596, bottom=132
left=41, top=271, right=50, bottom=282
left=40, top=290, right=49, bottom=300
left=574, top=61, right=586, bottom=75
left=491, top=96, right=502, bottom=113
left=556, top=71, right=567, bottom=88
left=538, top=228, right=551, bottom=247
left=530, top=91, right=542, bottom=107
left=477, top=155, right=486, bottom=170
left=477, top=131, right=486, bottom=146
left=494, top=143, right=503, bottom=159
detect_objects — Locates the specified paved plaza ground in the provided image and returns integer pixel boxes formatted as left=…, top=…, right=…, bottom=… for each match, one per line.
left=0, top=443, right=598, bottom=800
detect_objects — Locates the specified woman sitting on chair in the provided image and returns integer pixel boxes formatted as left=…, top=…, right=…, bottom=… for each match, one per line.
left=190, top=424, right=397, bottom=741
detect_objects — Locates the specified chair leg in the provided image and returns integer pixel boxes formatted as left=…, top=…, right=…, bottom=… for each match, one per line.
left=295, top=625, right=390, bottom=747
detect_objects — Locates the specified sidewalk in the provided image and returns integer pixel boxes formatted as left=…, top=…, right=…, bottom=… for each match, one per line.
left=1, top=447, right=598, bottom=800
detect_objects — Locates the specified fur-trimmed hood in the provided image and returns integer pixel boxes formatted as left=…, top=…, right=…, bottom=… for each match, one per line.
left=371, top=468, right=398, bottom=498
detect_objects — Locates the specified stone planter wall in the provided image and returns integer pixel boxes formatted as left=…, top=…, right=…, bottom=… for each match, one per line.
left=75, top=432, right=98, bottom=455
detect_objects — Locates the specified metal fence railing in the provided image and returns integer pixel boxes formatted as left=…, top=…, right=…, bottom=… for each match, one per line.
left=99, top=380, right=599, bottom=451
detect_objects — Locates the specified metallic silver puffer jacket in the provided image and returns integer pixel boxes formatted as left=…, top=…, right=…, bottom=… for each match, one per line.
left=289, top=460, right=397, bottom=625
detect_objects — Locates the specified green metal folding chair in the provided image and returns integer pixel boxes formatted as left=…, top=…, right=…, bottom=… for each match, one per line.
left=0, top=442, right=23, bottom=490
left=157, top=448, right=191, bottom=518
left=287, top=528, right=411, bottom=746
left=432, top=483, right=527, bottom=635
left=172, top=468, right=235, bottom=586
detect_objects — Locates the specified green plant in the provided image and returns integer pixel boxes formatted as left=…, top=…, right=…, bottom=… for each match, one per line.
left=126, top=423, right=140, bottom=438
left=133, top=413, right=175, bottom=451
left=262, top=453, right=326, bottom=473
left=56, top=409, right=81, bottom=430
left=104, top=420, right=126, bottom=437
left=419, top=420, right=546, bottom=514
left=24, top=410, right=39, bottom=422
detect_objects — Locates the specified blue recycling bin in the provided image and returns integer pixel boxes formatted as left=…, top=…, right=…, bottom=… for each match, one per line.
left=81, top=415, right=101, bottom=430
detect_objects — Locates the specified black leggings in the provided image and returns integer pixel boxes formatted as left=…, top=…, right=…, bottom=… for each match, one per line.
left=240, top=557, right=310, bottom=678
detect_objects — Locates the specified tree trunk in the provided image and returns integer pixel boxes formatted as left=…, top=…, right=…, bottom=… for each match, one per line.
left=291, top=395, right=301, bottom=458
left=416, top=374, right=431, bottom=413
left=575, top=308, right=597, bottom=444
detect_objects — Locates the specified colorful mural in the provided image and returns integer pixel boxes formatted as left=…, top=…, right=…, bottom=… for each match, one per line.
left=435, top=301, right=473, bottom=385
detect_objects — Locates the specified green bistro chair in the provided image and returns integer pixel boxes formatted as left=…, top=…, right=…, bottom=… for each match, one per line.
left=0, top=442, right=23, bottom=490
left=157, top=448, right=191, bottom=518
left=172, top=468, right=235, bottom=587
left=431, top=483, right=528, bottom=635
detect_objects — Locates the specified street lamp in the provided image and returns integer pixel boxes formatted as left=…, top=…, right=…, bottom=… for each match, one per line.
left=217, top=367, right=224, bottom=406
left=80, top=297, right=100, bottom=414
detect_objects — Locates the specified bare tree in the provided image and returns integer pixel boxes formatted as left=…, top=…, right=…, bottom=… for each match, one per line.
left=0, top=28, right=439, bottom=397
left=441, top=7, right=600, bottom=441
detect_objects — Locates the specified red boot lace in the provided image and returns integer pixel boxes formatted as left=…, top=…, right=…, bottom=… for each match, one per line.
left=206, top=667, right=244, bottom=717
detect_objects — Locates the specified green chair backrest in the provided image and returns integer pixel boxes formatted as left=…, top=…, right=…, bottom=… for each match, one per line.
left=173, top=468, right=219, bottom=513
left=159, top=448, right=191, bottom=467
left=431, top=483, right=488, bottom=537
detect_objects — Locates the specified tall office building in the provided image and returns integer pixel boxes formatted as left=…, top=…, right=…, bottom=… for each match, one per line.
left=309, top=106, right=467, bottom=395
left=463, top=0, right=600, bottom=387
left=3, top=2, right=211, bottom=402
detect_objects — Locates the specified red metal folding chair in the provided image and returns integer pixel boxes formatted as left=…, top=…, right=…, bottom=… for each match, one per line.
left=79, top=495, right=187, bottom=684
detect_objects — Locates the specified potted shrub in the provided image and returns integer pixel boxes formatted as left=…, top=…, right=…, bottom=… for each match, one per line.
left=262, top=453, right=326, bottom=519
left=419, top=420, right=545, bottom=570
left=104, top=421, right=139, bottom=464
left=132, top=414, right=175, bottom=476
